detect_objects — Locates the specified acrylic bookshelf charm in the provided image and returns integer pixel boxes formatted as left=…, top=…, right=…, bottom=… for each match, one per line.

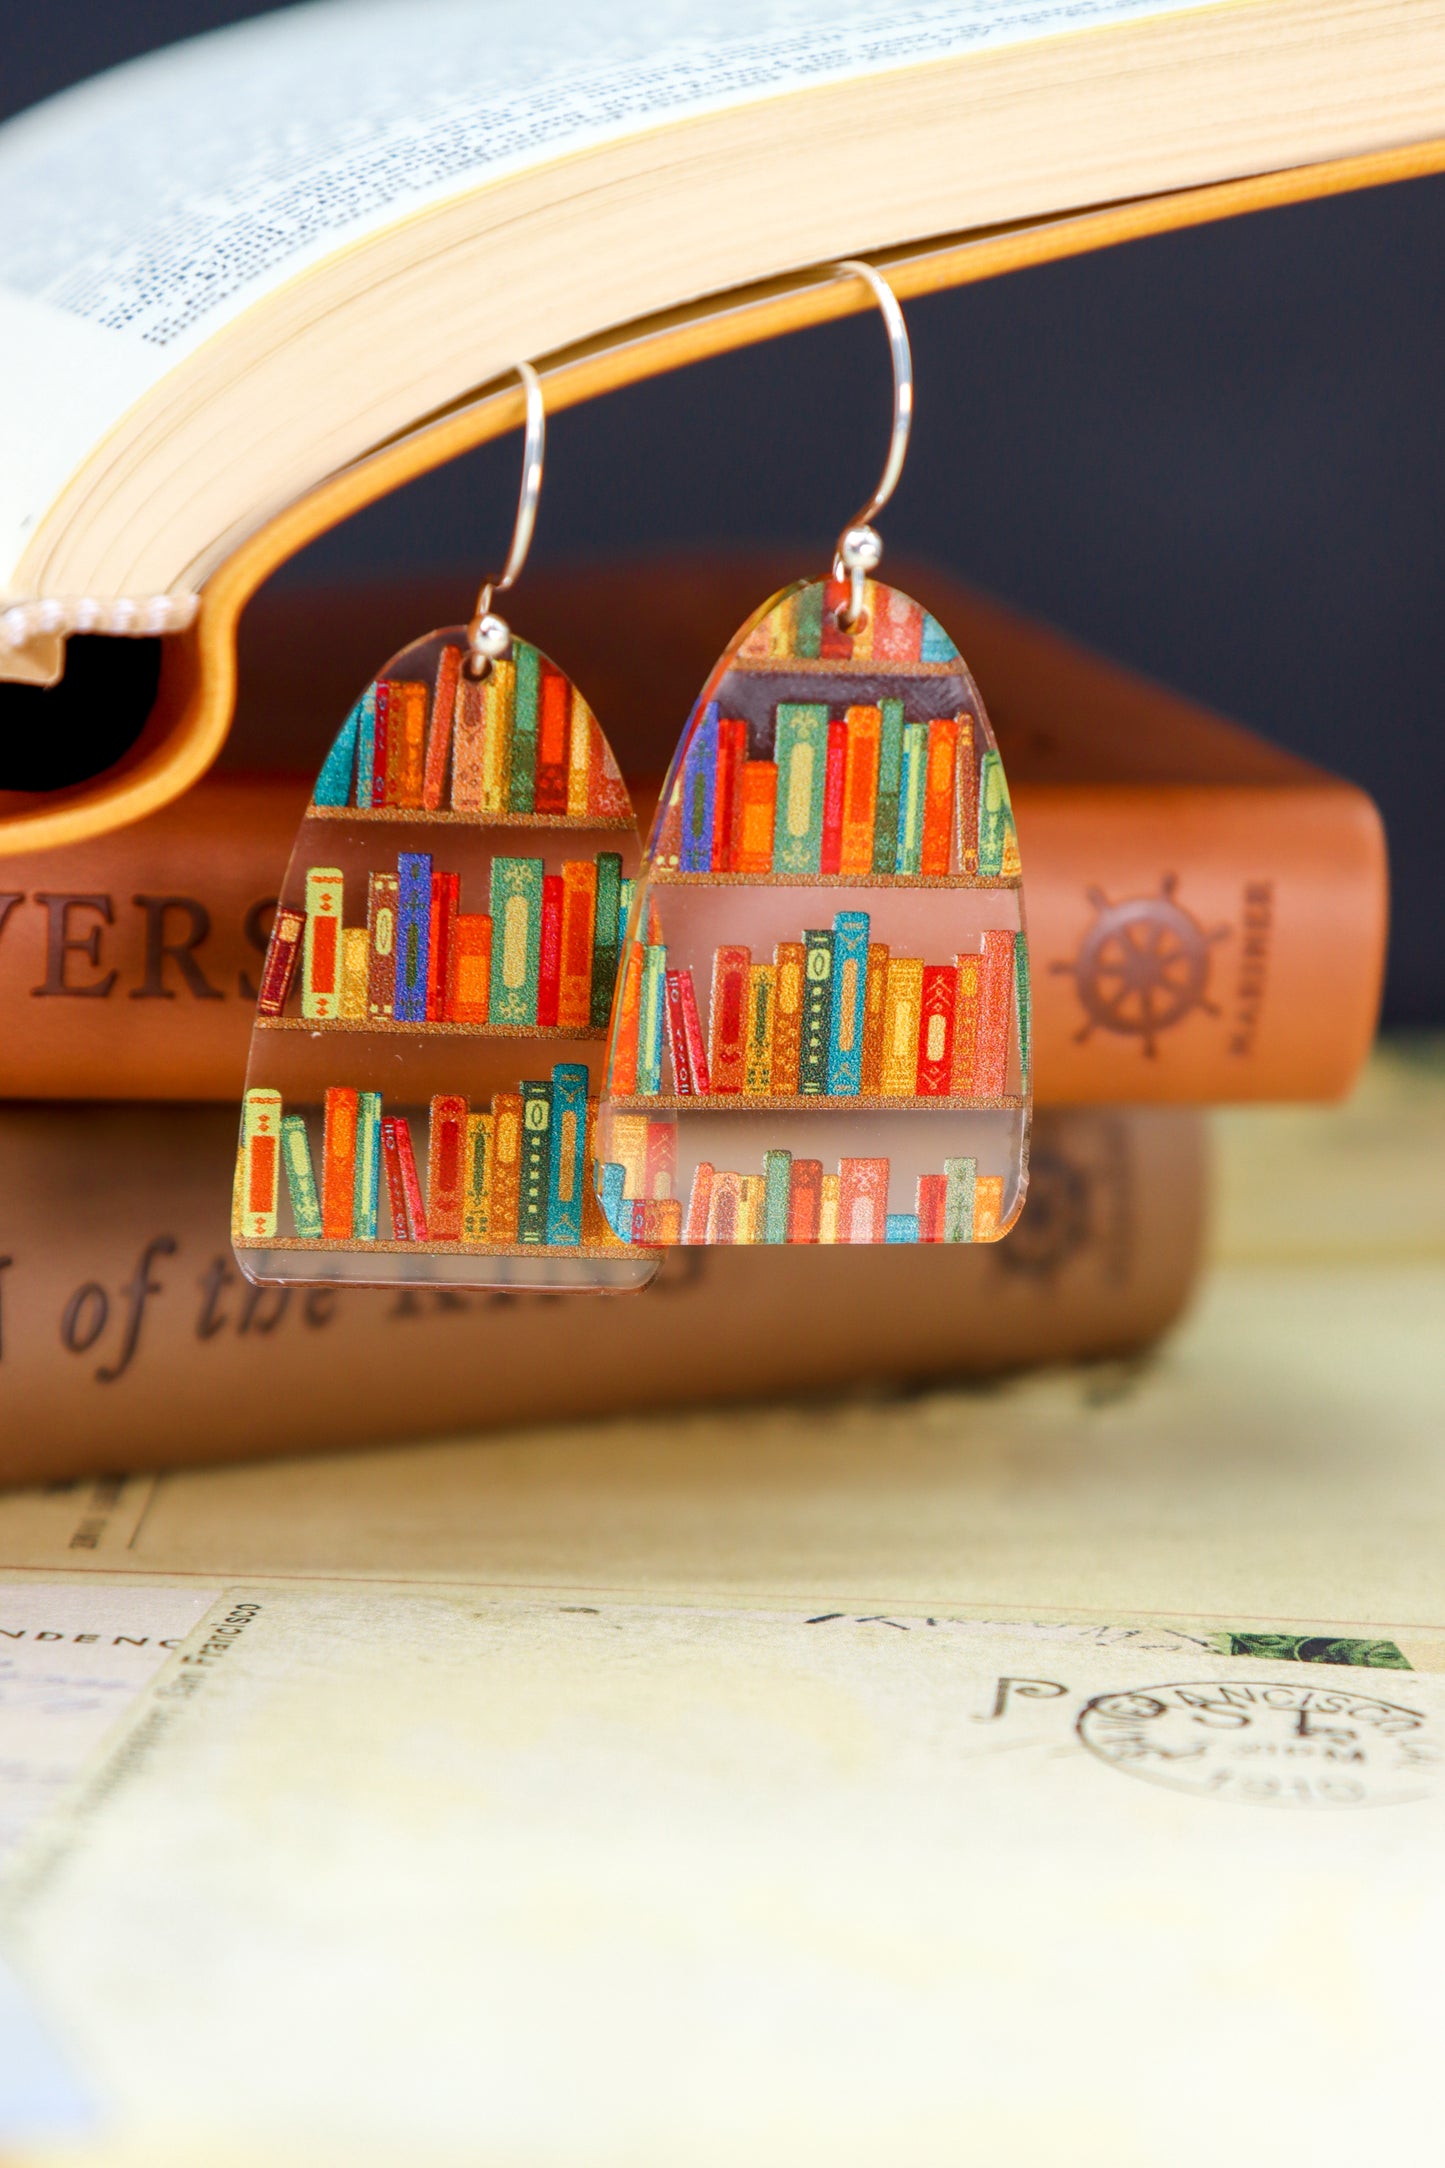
left=594, top=575, right=1031, bottom=1248
left=233, top=623, right=657, bottom=1291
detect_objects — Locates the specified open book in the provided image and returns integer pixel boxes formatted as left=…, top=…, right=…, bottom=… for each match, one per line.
left=0, top=0, right=1442, bottom=848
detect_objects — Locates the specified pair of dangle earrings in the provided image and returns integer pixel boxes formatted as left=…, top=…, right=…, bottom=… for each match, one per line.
left=233, top=262, right=1031, bottom=1295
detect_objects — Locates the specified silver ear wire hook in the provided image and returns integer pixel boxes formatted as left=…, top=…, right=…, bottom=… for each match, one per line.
left=465, top=359, right=545, bottom=678
left=830, top=259, right=914, bottom=630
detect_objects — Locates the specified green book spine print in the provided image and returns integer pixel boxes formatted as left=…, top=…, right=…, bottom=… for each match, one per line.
left=896, top=722, right=928, bottom=876
left=1014, top=929, right=1031, bottom=1077
left=281, top=1113, right=323, bottom=1238
left=773, top=704, right=829, bottom=875
left=518, top=1080, right=553, bottom=1243
left=800, top=930, right=834, bottom=1095
left=508, top=641, right=541, bottom=814
left=978, top=749, right=1011, bottom=877
left=591, top=850, right=623, bottom=1029
left=944, top=1157, right=976, bottom=1243
left=873, top=699, right=905, bottom=875
left=488, top=856, right=544, bottom=1025
left=353, top=1091, right=382, bottom=1241
left=762, top=1150, right=792, bottom=1244
left=793, top=584, right=823, bottom=659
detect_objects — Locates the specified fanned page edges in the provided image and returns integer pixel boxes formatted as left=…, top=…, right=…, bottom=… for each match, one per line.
left=233, top=624, right=657, bottom=1292
left=596, top=578, right=1031, bottom=1248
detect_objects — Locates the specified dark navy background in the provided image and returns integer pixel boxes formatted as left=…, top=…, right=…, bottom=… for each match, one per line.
left=7, top=2, right=1443, bottom=1020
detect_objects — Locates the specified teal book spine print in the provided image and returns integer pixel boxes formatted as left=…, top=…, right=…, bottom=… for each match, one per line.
left=773, top=704, right=829, bottom=874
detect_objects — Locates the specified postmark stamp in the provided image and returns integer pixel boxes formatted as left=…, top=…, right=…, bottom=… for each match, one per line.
left=1077, top=1680, right=1440, bottom=1808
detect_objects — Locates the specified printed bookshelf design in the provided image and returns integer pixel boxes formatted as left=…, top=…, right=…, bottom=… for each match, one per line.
left=237, top=624, right=652, bottom=1292
left=596, top=576, right=1030, bottom=1247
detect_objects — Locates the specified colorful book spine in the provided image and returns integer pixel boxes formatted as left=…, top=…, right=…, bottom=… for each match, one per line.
left=281, top=1113, right=323, bottom=1238
left=487, top=1095, right=522, bottom=1241
left=974, top=928, right=1016, bottom=1097
left=479, top=657, right=517, bottom=816
left=707, top=946, right=750, bottom=1095
left=734, top=760, right=778, bottom=873
left=681, top=702, right=720, bottom=873
left=873, top=699, right=905, bottom=875
left=664, top=969, right=696, bottom=1096
left=426, top=871, right=459, bottom=1022
left=427, top=1094, right=468, bottom=1241
left=488, top=857, right=544, bottom=1026
left=944, top=1156, right=977, bottom=1243
left=394, top=852, right=432, bottom=1023
left=707, top=1172, right=743, bottom=1245
left=321, top=1087, right=358, bottom=1241
left=839, top=705, right=881, bottom=877
left=873, top=587, right=923, bottom=663
left=773, top=704, right=828, bottom=874
left=678, top=970, right=710, bottom=1094
left=637, top=944, right=668, bottom=1096
left=881, top=958, right=924, bottom=1097
left=379, top=1116, right=410, bottom=1239
left=257, top=906, right=304, bottom=1017
left=791, top=585, right=824, bottom=660
left=921, top=717, right=958, bottom=876
left=581, top=1106, right=610, bottom=1249
left=600, top=1161, right=628, bottom=1239
left=684, top=1161, right=714, bottom=1244
left=827, top=910, right=869, bottom=1096
left=591, top=852, right=623, bottom=1029
left=819, top=1173, right=841, bottom=1246
left=352, top=687, right=376, bottom=810
left=450, top=670, right=488, bottom=813
left=397, top=1116, right=429, bottom=1239
left=917, top=963, right=957, bottom=1096
left=616, top=877, right=635, bottom=952
left=787, top=1159, right=823, bottom=1244
left=771, top=941, right=805, bottom=1097
left=301, top=868, right=344, bottom=1020
left=353, top=1091, right=382, bottom=1241
left=534, top=666, right=571, bottom=815
left=366, top=874, right=398, bottom=1020
left=606, top=1114, right=650, bottom=1201
left=393, top=681, right=429, bottom=809
left=452, top=913, right=492, bottom=1026
left=537, top=873, right=563, bottom=1029
left=951, top=952, right=981, bottom=1093
left=744, top=964, right=775, bottom=1094
left=839, top=1157, right=889, bottom=1245
left=713, top=718, right=747, bottom=874
left=422, top=644, right=461, bottom=811
left=462, top=1112, right=494, bottom=1240
left=314, top=703, right=360, bottom=807
left=235, top=1088, right=281, bottom=1241
left=644, top=1118, right=676, bottom=1204
left=761, top=1151, right=792, bottom=1244
left=955, top=717, right=978, bottom=874
left=546, top=1063, right=589, bottom=1246
left=799, top=930, right=834, bottom=1095
left=820, top=576, right=854, bottom=661
left=921, top=612, right=957, bottom=664
left=558, top=860, right=597, bottom=1031
left=916, top=1174, right=948, bottom=1244
left=978, top=749, right=1010, bottom=878
left=610, top=946, right=643, bottom=1095
left=885, top=1214, right=919, bottom=1244
left=567, top=687, right=593, bottom=817
left=369, top=683, right=393, bottom=808
left=1015, top=929, right=1031, bottom=1079
left=339, top=927, right=370, bottom=1020
left=973, top=1175, right=1005, bottom=1241
left=820, top=719, right=848, bottom=875
left=735, top=1175, right=764, bottom=1247
left=860, top=943, right=889, bottom=1096
left=896, top=722, right=929, bottom=876
left=508, top=643, right=541, bottom=814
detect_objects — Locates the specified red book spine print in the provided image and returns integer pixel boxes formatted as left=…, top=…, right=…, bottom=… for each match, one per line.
left=872, top=588, right=923, bottom=662
left=917, top=964, right=957, bottom=1095
left=920, top=717, right=958, bottom=877
left=787, top=1159, right=823, bottom=1244
left=712, top=718, right=748, bottom=873
left=427, top=1094, right=467, bottom=1241
left=321, top=1087, right=358, bottom=1241
left=392, top=1115, right=429, bottom=1240
left=838, top=1157, right=889, bottom=1244
left=974, top=929, right=1016, bottom=1098
left=916, top=1174, right=948, bottom=1243
left=820, top=718, right=848, bottom=875
left=664, top=969, right=695, bottom=1095
left=257, top=907, right=304, bottom=1016
left=422, top=644, right=461, bottom=811
left=820, top=575, right=854, bottom=659
left=611, top=945, right=643, bottom=1094
left=684, top=1161, right=715, bottom=1242
left=707, top=945, right=749, bottom=1094
left=369, top=682, right=393, bottom=808
left=426, top=871, right=459, bottom=1022
left=535, top=667, right=571, bottom=813
left=380, top=1116, right=411, bottom=1239
left=645, top=1118, right=676, bottom=1201
left=678, top=970, right=711, bottom=1096
left=536, top=874, right=564, bottom=1029
left=557, top=861, right=597, bottom=1031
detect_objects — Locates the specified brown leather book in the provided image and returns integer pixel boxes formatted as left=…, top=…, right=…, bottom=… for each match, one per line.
left=0, top=1100, right=1204, bottom=1483
left=0, top=561, right=1384, bottom=1105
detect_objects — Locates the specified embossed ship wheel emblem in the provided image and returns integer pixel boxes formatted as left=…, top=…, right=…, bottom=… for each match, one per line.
left=1052, top=875, right=1229, bottom=1056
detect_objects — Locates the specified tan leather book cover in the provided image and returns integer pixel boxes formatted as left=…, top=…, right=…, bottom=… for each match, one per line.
left=0, top=562, right=1385, bottom=1105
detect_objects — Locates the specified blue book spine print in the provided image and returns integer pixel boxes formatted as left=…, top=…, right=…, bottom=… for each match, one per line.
left=885, top=1213, right=919, bottom=1244
left=281, top=1114, right=322, bottom=1238
left=896, top=723, right=928, bottom=875
left=546, top=1063, right=589, bottom=1246
left=314, top=704, right=360, bottom=807
left=680, top=702, right=720, bottom=872
left=762, top=1151, right=792, bottom=1244
left=353, top=1091, right=382, bottom=1240
left=600, top=1161, right=627, bottom=1238
left=827, top=910, right=870, bottom=1096
left=352, top=686, right=376, bottom=809
left=920, top=612, right=957, bottom=663
left=394, top=852, right=433, bottom=1021
left=638, top=943, right=668, bottom=1096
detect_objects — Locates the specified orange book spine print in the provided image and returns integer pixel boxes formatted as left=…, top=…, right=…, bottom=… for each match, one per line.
left=557, top=861, right=598, bottom=1030
left=735, top=1176, right=764, bottom=1246
left=975, top=929, right=1015, bottom=1098
left=881, top=958, right=924, bottom=1097
left=707, top=946, right=751, bottom=1095
left=951, top=953, right=981, bottom=1093
left=861, top=943, right=889, bottom=1095
left=611, top=946, right=643, bottom=1095
left=321, top=1087, right=358, bottom=1241
left=423, top=644, right=461, bottom=810
left=427, top=1094, right=468, bottom=1241
left=479, top=658, right=516, bottom=815
left=647, top=1197, right=684, bottom=1246
left=818, top=1173, right=841, bottom=1245
left=973, top=1174, right=1005, bottom=1241
left=450, top=671, right=487, bottom=812
left=684, top=1161, right=714, bottom=1242
left=839, top=706, right=881, bottom=876
left=489, top=1093, right=523, bottom=1241
left=770, top=942, right=804, bottom=1097
left=567, top=688, right=592, bottom=816
left=788, top=1159, right=823, bottom=1243
left=535, top=667, right=571, bottom=815
left=820, top=719, right=848, bottom=874
left=581, top=1106, right=611, bottom=1248
left=734, top=760, right=778, bottom=873
left=954, top=716, right=978, bottom=874
left=917, top=964, right=957, bottom=1096
left=339, top=928, right=370, bottom=1020
left=921, top=717, right=958, bottom=876
left=839, top=1158, right=890, bottom=1244
left=393, top=681, right=428, bottom=809
left=452, top=913, right=492, bottom=1026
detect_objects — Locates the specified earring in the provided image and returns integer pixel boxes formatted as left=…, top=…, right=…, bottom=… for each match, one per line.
left=233, top=363, right=656, bottom=1293
left=596, top=263, right=1030, bottom=1250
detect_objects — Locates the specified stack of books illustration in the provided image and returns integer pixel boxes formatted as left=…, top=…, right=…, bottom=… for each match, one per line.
left=233, top=628, right=654, bottom=1290
left=597, top=579, right=1030, bottom=1245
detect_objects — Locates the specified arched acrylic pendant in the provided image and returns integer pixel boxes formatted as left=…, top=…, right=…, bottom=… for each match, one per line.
left=233, top=626, right=657, bottom=1291
left=595, top=578, right=1030, bottom=1246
